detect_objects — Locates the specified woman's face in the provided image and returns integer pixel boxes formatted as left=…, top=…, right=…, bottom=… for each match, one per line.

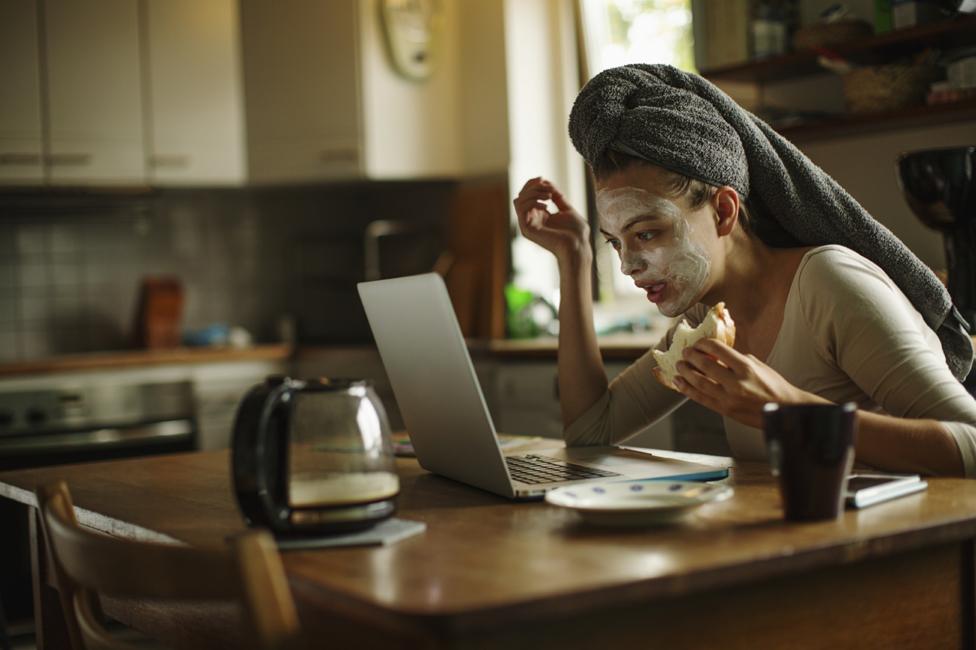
left=596, top=165, right=719, bottom=317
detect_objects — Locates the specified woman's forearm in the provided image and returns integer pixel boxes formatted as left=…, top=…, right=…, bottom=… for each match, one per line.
left=557, top=250, right=608, bottom=428
left=854, top=410, right=965, bottom=477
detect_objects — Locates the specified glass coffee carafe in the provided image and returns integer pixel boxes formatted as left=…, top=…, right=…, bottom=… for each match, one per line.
left=232, top=376, right=399, bottom=536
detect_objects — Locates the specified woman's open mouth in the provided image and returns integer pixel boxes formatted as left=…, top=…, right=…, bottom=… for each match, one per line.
left=643, top=282, right=667, bottom=303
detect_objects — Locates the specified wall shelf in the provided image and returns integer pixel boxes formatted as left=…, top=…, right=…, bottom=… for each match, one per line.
left=699, top=15, right=976, bottom=142
left=700, top=15, right=976, bottom=84
left=778, top=98, right=976, bottom=142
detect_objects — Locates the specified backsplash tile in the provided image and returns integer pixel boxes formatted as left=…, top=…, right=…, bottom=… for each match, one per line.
left=0, top=181, right=457, bottom=360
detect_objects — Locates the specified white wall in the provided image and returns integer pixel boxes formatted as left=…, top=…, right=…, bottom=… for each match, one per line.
left=458, top=0, right=511, bottom=175
left=360, top=0, right=462, bottom=177
left=504, top=0, right=587, bottom=299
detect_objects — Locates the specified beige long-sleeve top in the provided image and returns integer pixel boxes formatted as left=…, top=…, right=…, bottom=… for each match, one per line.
left=565, top=245, right=976, bottom=476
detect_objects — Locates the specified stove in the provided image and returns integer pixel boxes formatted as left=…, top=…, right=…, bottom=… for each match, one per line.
left=0, top=379, right=199, bottom=635
left=0, top=380, right=197, bottom=471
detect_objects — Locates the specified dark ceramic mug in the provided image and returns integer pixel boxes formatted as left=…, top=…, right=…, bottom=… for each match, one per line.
left=763, top=402, right=858, bottom=522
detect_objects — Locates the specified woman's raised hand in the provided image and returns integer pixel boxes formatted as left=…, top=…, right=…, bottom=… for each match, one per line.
left=513, top=177, right=590, bottom=263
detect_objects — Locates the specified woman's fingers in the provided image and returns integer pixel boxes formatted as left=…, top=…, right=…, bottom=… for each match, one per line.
left=692, top=339, right=752, bottom=375
left=681, top=347, right=737, bottom=388
left=525, top=205, right=550, bottom=229
left=516, top=177, right=552, bottom=201
left=518, top=176, right=545, bottom=193
left=515, top=178, right=573, bottom=212
left=514, top=197, right=546, bottom=217
left=549, top=186, right=573, bottom=212
left=514, top=187, right=554, bottom=220
left=675, top=359, right=721, bottom=394
left=673, top=374, right=721, bottom=412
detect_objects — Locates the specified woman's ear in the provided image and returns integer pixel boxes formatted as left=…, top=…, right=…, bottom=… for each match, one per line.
left=712, top=187, right=740, bottom=237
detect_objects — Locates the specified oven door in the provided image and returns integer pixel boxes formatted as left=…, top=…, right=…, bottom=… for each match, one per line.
left=0, top=418, right=197, bottom=471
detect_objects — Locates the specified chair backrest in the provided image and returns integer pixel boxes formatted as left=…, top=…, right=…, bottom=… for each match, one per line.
left=36, top=481, right=302, bottom=650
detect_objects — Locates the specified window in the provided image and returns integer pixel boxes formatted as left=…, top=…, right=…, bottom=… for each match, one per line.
left=507, top=0, right=696, bottom=335
left=579, top=0, right=696, bottom=325
left=580, top=0, right=696, bottom=75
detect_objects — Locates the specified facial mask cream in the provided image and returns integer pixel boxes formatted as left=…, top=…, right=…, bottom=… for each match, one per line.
left=597, top=186, right=711, bottom=316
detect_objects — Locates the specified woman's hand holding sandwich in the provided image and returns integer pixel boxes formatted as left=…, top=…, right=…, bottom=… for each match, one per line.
left=673, top=339, right=829, bottom=428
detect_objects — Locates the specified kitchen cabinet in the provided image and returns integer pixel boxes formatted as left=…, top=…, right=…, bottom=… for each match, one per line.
left=44, top=0, right=146, bottom=184
left=238, top=0, right=361, bottom=182
left=191, top=359, right=286, bottom=450
left=143, top=0, right=246, bottom=185
left=493, top=360, right=675, bottom=449
left=0, top=0, right=146, bottom=185
left=292, top=347, right=406, bottom=430
left=0, top=0, right=495, bottom=187
left=239, top=0, right=462, bottom=182
left=0, top=0, right=241, bottom=186
left=0, top=0, right=44, bottom=185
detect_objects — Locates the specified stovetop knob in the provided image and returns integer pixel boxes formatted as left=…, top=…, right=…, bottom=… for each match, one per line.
left=26, top=408, right=47, bottom=425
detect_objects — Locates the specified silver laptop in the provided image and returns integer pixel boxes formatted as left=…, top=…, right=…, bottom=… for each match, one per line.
left=358, top=273, right=728, bottom=499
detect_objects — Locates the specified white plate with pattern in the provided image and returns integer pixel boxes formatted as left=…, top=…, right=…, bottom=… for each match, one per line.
left=545, top=480, right=733, bottom=526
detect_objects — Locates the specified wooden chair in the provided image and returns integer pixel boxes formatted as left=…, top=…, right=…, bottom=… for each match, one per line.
left=35, top=481, right=302, bottom=650
left=0, top=596, right=11, bottom=650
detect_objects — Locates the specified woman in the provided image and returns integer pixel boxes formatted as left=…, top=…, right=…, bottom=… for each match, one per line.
left=513, top=64, right=976, bottom=477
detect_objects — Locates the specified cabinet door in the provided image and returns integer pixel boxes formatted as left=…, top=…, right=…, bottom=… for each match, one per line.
left=44, top=0, right=145, bottom=184
left=191, top=360, right=287, bottom=450
left=495, top=362, right=563, bottom=439
left=240, top=0, right=362, bottom=183
left=144, top=0, right=245, bottom=185
left=0, top=0, right=44, bottom=185
left=494, top=360, right=675, bottom=447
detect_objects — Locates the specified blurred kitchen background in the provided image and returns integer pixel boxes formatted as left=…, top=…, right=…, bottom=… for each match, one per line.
left=1, top=0, right=974, bottom=637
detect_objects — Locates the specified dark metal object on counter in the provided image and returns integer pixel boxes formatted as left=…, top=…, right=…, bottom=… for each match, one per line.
left=898, top=146, right=976, bottom=330
left=0, top=380, right=197, bottom=470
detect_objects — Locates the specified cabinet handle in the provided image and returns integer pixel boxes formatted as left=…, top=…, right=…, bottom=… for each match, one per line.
left=148, top=154, right=190, bottom=168
left=319, top=148, right=358, bottom=164
left=0, top=153, right=42, bottom=165
left=47, top=153, right=93, bottom=166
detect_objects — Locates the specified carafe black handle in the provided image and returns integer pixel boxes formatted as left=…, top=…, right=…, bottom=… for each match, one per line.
left=231, top=377, right=292, bottom=531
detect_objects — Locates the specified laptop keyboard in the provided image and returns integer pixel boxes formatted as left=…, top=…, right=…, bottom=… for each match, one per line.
left=505, top=454, right=620, bottom=485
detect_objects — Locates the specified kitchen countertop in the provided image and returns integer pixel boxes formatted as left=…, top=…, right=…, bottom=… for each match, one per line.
left=0, top=344, right=293, bottom=377
left=470, top=334, right=661, bottom=360
left=9, top=332, right=976, bottom=376
left=294, top=334, right=663, bottom=363
left=301, top=331, right=976, bottom=363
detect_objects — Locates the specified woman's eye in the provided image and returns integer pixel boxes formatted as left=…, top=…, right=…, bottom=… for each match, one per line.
left=636, top=231, right=657, bottom=242
left=604, top=238, right=620, bottom=250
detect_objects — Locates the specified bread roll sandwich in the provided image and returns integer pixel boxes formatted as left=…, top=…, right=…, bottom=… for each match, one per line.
left=652, top=303, right=736, bottom=391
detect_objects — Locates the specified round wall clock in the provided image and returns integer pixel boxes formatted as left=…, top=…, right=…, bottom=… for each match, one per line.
left=379, top=0, right=442, bottom=81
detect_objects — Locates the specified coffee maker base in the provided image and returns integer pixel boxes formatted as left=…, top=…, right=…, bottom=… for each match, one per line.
left=268, top=499, right=398, bottom=537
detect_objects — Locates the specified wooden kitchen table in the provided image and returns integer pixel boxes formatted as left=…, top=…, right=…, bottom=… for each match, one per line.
left=3, top=450, right=976, bottom=650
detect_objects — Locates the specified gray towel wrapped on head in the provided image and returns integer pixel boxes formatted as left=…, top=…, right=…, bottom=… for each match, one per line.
left=568, top=63, right=973, bottom=380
